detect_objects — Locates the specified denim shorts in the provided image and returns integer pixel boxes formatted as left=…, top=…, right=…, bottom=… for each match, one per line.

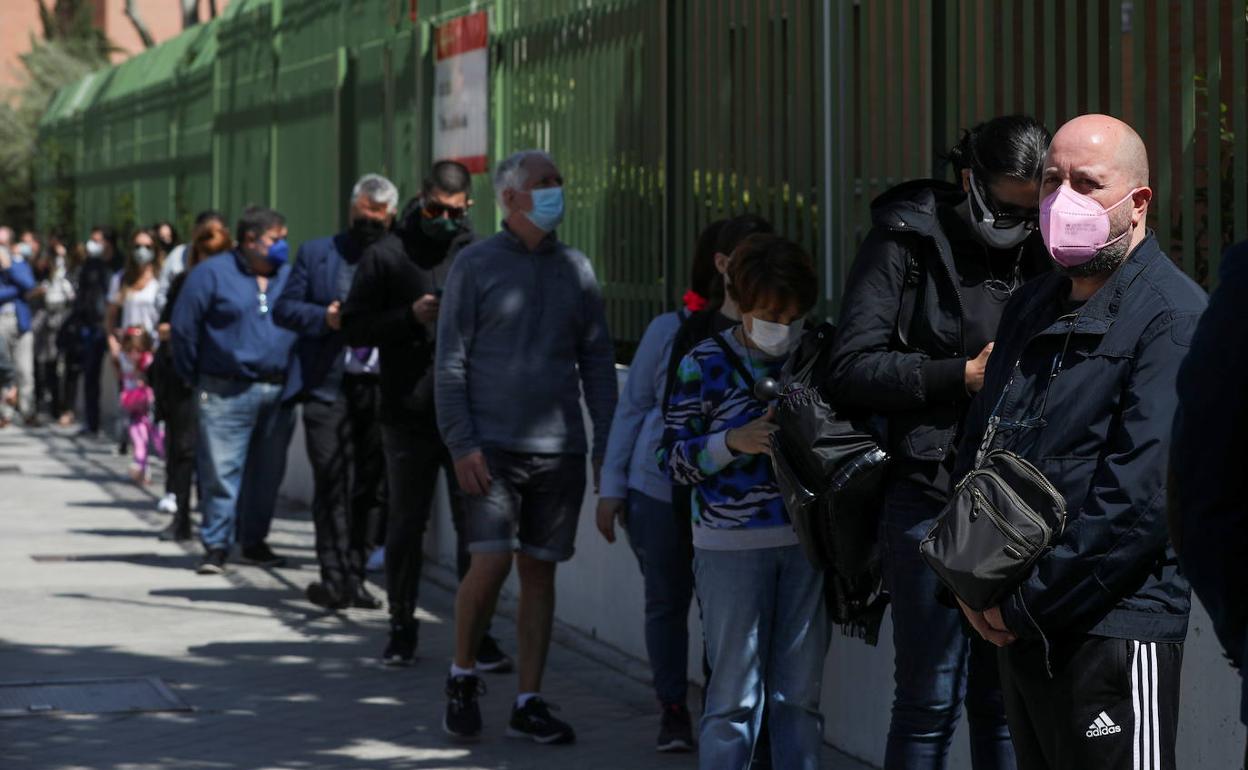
left=463, top=449, right=587, bottom=562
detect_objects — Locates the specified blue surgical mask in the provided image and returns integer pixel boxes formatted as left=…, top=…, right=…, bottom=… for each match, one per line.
left=265, top=238, right=290, bottom=268
left=524, top=187, right=565, bottom=233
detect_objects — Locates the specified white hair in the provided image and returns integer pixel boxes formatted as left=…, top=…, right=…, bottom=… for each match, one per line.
left=493, top=150, right=556, bottom=216
left=350, top=173, right=399, bottom=215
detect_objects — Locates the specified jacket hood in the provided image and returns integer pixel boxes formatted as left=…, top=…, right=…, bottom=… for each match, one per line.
left=869, top=179, right=967, bottom=236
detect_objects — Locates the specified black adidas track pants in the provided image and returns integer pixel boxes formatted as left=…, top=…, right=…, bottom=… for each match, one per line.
left=999, top=635, right=1183, bottom=770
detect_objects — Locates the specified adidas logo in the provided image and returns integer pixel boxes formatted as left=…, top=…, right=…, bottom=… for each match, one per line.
left=1085, top=711, right=1123, bottom=738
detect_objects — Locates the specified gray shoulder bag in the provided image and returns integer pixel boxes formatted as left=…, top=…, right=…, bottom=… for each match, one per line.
left=919, top=326, right=1074, bottom=611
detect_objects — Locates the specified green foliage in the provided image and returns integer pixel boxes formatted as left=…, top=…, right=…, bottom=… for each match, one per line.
left=0, top=1, right=112, bottom=230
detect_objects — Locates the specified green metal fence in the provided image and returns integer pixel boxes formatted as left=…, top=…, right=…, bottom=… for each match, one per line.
left=35, top=0, right=1248, bottom=355
left=827, top=0, right=1248, bottom=296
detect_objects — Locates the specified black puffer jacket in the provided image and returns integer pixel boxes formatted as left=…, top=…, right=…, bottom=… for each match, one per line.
left=341, top=204, right=474, bottom=428
left=827, top=180, right=1049, bottom=467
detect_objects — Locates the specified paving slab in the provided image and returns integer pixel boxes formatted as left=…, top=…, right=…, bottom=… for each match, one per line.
left=0, top=426, right=872, bottom=769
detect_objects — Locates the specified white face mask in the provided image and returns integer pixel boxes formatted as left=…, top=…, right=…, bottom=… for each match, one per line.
left=968, top=171, right=1031, bottom=249
left=86, top=240, right=104, bottom=258
left=746, top=316, right=803, bottom=357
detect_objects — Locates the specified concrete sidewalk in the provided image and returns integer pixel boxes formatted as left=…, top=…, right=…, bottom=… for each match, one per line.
left=0, top=426, right=869, bottom=770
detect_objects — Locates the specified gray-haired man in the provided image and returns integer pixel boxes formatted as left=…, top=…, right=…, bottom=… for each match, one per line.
left=437, top=150, right=617, bottom=744
left=273, top=174, right=398, bottom=609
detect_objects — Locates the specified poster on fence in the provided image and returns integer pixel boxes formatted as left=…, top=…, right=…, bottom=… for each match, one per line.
left=432, top=11, right=489, bottom=174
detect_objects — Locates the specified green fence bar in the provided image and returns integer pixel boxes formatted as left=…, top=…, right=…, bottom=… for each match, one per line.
left=1205, top=0, right=1221, bottom=278
left=1180, top=0, right=1195, bottom=276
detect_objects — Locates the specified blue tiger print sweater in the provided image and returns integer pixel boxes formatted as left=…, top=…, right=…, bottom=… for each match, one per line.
left=658, top=328, right=799, bottom=551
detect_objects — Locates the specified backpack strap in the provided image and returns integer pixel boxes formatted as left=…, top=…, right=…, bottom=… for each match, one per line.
left=661, top=309, right=707, bottom=416
left=895, top=249, right=922, bottom=349
left=711, top=331, right=757, bottom=392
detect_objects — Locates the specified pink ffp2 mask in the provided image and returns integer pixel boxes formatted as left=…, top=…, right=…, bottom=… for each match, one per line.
left=1039, top=185, right=1138, bottom=267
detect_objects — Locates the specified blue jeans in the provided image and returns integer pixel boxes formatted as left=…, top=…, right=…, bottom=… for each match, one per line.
left=880, top=480, right=1016, bottom=770
left=624, top=490, right=694, bottom=707
left=694, top=544, right=829, bottom=770
left=196, top=376, right=296, bottom=551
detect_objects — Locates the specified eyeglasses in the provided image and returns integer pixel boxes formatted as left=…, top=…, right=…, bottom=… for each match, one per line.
left=973, top=310, right=1083, bottom=461
left=422, top=202, right=468, bottom=220
left=257, top=291, right=270, bottom=315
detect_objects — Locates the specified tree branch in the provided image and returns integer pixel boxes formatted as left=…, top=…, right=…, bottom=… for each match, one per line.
left=123, top=0, right=155, bottom=49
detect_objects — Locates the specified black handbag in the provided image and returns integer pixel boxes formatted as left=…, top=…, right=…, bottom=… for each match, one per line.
left=767, top=324, right=889, bottom=577
left=718, top=324, right=891, bottom=643
left=920, top=365, right=1068, bottom=611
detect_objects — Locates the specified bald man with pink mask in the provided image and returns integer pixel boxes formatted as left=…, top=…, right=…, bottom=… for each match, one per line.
left=946, top=114, right=1207, bottom=770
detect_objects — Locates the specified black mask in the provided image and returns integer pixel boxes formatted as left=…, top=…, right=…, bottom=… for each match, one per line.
left=158, top=238, right=174, bottom=253
left=350, top=218, right=388, bottom=247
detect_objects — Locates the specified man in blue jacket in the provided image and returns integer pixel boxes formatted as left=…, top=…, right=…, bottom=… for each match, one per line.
left=0, top=232, right=37, bottom=425
left=952, top=115, right=1206, bottom=770
left=273, top=174, right=395, bottom=610
left=172, top=206, right=298, bottom=576
left=1169, top=239, right=1248, bottom=765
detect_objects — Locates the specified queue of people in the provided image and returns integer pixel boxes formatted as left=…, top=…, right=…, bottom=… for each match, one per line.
left=8, top=110, right=1243, bottom=769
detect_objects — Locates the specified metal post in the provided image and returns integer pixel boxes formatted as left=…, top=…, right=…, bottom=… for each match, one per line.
left=821, top=0, right=839, bottom=316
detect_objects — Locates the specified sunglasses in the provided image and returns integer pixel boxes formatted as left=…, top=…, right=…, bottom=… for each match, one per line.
left=973, top=176, right=1040, bottom=230
left=422, top=202, right=468, bottom=220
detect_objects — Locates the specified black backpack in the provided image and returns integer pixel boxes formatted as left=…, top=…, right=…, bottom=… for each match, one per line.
left=768, top=322, right=891, bottom=643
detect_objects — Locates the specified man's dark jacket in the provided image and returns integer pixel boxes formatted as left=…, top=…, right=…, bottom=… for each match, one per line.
left=272, top=232, right=366, bottom=403
left=1170, top=239, right=1248, bottom=721
left=341, top=218, right=473, bottom=428
left=828, top=180, right=1050, bottom=464
left=953, top=232, right=1206, bottom=645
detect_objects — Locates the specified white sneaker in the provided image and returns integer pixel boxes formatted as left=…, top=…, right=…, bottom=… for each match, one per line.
left=366, top=546, right=385, bottom=573
left=157, top=493, right=177, bottom=514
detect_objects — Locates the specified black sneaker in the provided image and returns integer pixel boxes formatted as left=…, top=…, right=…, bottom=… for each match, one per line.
left=158, top=519, right=192, bottom=542
left=197, top=549, right=227, bottom=575
left=476, top=634, right=514, bottom=674
left=239, top=541, right=286, bottom=567
left=306, top=582, right=349, bottom=610
left=656, top=703, right=695, bottom=752
left=443, top=674, right=486, bottom=740
left=507, top=696, right=575, bottom=745
left=381, top=621, right=417, bottom=666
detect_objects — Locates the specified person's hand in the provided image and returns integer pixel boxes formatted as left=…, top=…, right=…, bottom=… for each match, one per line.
left=157, top=322, right=171, bottom=343
left=412, top=294, right=440, bottom=325
left=0, top=248, right=10, bottom=270
left=106, top=334, right=122, bottom=360
left=454, top=450, right=492, bottom=497
left=964, top=342, right=994, bottom=394
left=595, top=497, right=626, bottom=543
left=958, top=598, right=1016, bottom=647
left=1, top=386, right=16, bottom=407
left=325, top=300, right=342, bottom=331
left=726, top=408, right=779, bottom=456
left=25, top=286, right=45, bottom=302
